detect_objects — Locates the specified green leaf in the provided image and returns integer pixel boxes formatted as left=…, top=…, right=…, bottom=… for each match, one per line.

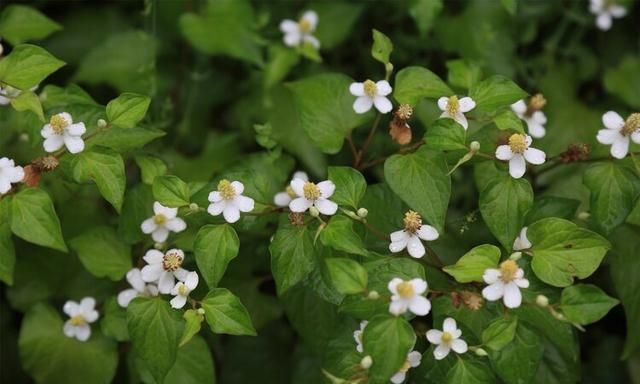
left=584, top=161, right=640, bottom=234
left=180, top=309, right=205, bottom=347
left=135, top=155, right=167, bottom=185
left=443, top=244, right=501, bottom=283
left=365, top=257, right=426, bottom=294
left=489, top=321, right=544, bottom=384
left=328, top=166, right=367, bottom=209
left=493, top=109, right=525, bottom=133
left=105, top=92, right=150, bottom=128
left=500, top=0, right=517, bottom=15
left=10, top=90, right=44, bottom=121
left=194, top=224, right=240, bottom=288
left=469, top=75, right=527, bottom=113
left=524, top=196, right=580, bottom=224
left=320, top=215, right=367, bottom=256
left=394, top=66, right=453, bottom=105
left=0, top=5, right=62, bottom=45
left=88, top=126, right=165, bottom=152
left=153, top=175, right=190, bottom=208
left=446, top=358, right=496, bottom=383
left=385, top=146, right=451, bottom=233
left=408, top=0, right=443, bottom=36
left=287, top=73, right=370, bottom=154
left=325, top=258, right=368, bottom=294
left=65, top=147, right=126, bottom=212
left=313, top=2, right=364, bottom=49
left=604, top=56, right=640, bottom=109
left=263, top=44, right=300, bottom=88
left=0, top=198, right=15, bottom=285
left=10, top=188, right=67, bottom=252
left=164, top=336, right=216, bottom=384
left=69, top=226, right=131, bottom=280
left=478, top=170, right=533, bottom=250
left=127, top=298, right=184, bottom=383
left=528, top=218, right=611, bottom=287
left=560, top=284, right=619, bottom=326
left=101, top=297, right=129, bottom=342
left=371, top=29, right=393, bottom=65
left=201, top=288, right=256, bottom=336
left=424, top=118, right=468, bottom=151
left=19, top=304, right=118, bottom=384
left=179, top=0, right=263, bottom=65
left=446, top=59, right=482, bottom=90
left=118, top=184, right=154, bottom=244
left=0, top=44, right=65, bottom=90
left=362, top=315, right=416, bottom=383
left=269, top=224, right=318, bottom=294
left=482, top=317, right=518, bottom=351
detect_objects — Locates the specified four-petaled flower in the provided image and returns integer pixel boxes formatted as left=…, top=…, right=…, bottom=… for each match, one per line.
left=170, top=271, right=199, bottom=309
left=353, top=320, right=368, bottom=353
left=388, top=277, right=431, bottom=316
left=117, top=268, right=159, bottom=308
left=41, top=112, right=86, bottom=154
left=141, top=201, right=187, bottom=243
left=589, top=0, right=626, bottom=31
left=288, top=177, right=338, bottom=216
left=207, top=179, right=255, bottom=223
left=389, top=210, right=439, bottom=258
left=482, top=259, right=530, bottom=308
left=437, top=95, right=476, bottom=130
left=513, top=227, right=532, bottom=251
left=596, top=111, right=640, bottom=159
left=349, top=79, right=393, bottom=114
left=280, top=10, right=320, bottom=48
left=0, top=157, right=24, bottom=194
left=495, top=134, right=546, bottom=179
left=426, top=317, right=468, bottom=360
left=390, top=351, right=422, bottom=384
left=62, top=297, right=99, bottom=342
left=141, top=248, right=189, bottom=294
left=274, top=171, right=308, bottom=207
left=511, top=94, right=547, bottom=138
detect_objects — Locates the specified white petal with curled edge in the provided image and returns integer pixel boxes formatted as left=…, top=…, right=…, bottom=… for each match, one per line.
left=454, top=112, right=469, bottom=130
left=511, top=100, right=527, bottom=116
left=170, top=295, right=188, bottom=309
left=118, top=289, right=138, bottom=308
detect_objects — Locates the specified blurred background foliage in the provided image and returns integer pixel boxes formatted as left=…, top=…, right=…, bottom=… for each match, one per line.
left=1, top=0, right=640, bottom=383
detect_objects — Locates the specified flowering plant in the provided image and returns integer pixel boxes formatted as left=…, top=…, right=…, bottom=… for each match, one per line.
left=1, top=1, right=639, bottom=383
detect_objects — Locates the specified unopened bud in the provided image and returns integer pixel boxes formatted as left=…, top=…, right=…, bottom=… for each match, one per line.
left=360, top=355, right=373, bottom=369
left=367, top=290, right=380, bottom=300
left=97, top=119, right=107, bottom=128
left=196, top=308, right=205, bottom=315
left=509, top=252, right=522, bottom=261
left=577, top=212, right=590, bottom=221
left=19, top=133, right=29, bottom=142
left=474, top=348, right=488, bottom=357
left=309, top=206, right=320, bottom=217
left=189, top=203, right=199, bottom=212
left=469, top=141, right=481, bottom=152
left=552, top=311, right=566, bottom=321
left=357, top=208, right=368, bottom=218
left=344, top=210, right=359, bottom=220
left=536, top=295, right=549, bottom=308
left=154, top=242, right=164, bottom=250
left=385, top=62, right=394, bottom=74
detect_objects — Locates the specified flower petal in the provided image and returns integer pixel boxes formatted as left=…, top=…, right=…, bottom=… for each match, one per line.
left=406, top=235, right=426, bottom=258
left=290, top=178, right=306, bottom=197
left=437, top=97, right=448, bottom=111
left=513, top=227, right=532, bottom=251
left=483, top=269, right=501, bottom=284
left=610, top=136, right=630, bottom=159
left=451, top=339, right=468, bottom=354
left=426, top=329, right=443, bottom=345
left=158, top=272, right=176, bottom=294
left=603, top=111, right=624, bottom=130
left=458, top=97, right=476, bottom=112
left=185, top=271, right=199, bottom=289
left=511, top=100, right=527, bottom=116
left=408, top=295, right=431, bottom=316
left=389, top=299, right=407, bottom=316
left=527, top=122, right=546, bottom=139
left=279, top=19, right=298, bottom=33
left=390, top=229, right=409, bottom=242
left=454, top=112, right=469, bottom=130
left=353, top=96, right=373, bottom=114
left=503, top=282, right=522, bottom=308
left=67, top=122, right=86, bottom=136
left=63, top=301, right=80, bottom=317
left=302, top=10, right=318, bottom=29
left=170, top=294, right=188, bottom=309
left=208, top=191, right=222, bottom=203
left=315, top=198, right=338, bottom=215
left=222, top=205, right=241, bottom=223
left=64, top=135, right=85, bottom=154
left=410, top=278, right=428, bottom=294
left=289, top=197, right=312, bottom=212
left=151, top=227, right=169, bottom=243
left=75, top=324, right=91, bottom=341
left=376, top=80, right=392, bottom=96
left=443, top=317, right=457, bottom=333
left=141, top=263, right=163, bottom=282
left=389, top=239, right=408, bottom=253
left=166, top=217, right=187, bottom=232
left=416, top=225, right=439, bottom=241
left=144, top=249, right=164, bottom=264
left=596, top=13, right=612, bottom=30
left=274, top=192, right=291, bottom=207
left=127, top=268, right=145, bottom=292
left=524, top=147, right=546, bottom=165
left=508, top=154, right=527, bottom=178
left=234, top=195, right=255, bottom=212
left=140, top=218, right=157, bottom=234
left=433, top=344, right=451, bottom=360
left=43, top=135, right=64, bottom=152
left=482, top=282, right=505, bottom=301
left=408, top=351, right=422, bottom=366
left=317, top=180, right=335, bottom=198
left=349, top=82, right=364, bottom=97
left=283, top=31, right=301, bottom=47
left=495, top=145, right=514, bottom=160
left=387, top=278, right=403, bottom=295
left=207, top=201, right=225, bottom=216
left=390, top=371, right=406, bottom=384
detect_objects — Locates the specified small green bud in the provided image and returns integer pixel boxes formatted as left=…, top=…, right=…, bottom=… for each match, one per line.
left=509, top=251, right=522, bottom=261
left=385, top=62, right=394, bottom=74
left=97, top=119, right=107, bottom=128
left=189, top=203, right=199, bottom=212
left=154, top=242, right=164, bottom=250
left=577, top=212, right=590, bottom=220
left=469, top=141, right=481, bottom=152
left=309, top=206, right=320, bottom=217
left=474, top=348, right=488, bottom=357
left=367, top=290, right=380, bottom=300
left=360, top=355, right=373, bottom=369
left=357, top=208, right=368, bottom=218
left=536, top=295, right=549, bottom=308
left=196, top=308, right=205, bottom=315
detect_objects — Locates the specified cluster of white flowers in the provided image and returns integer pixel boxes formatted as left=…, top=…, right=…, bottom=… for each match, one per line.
left=391, top=350, right=422, bottom=384
left=41, top=112, right=86, bottom=154
left=495, top=133, right=546, bottom=179
left=389, top=210, right=439, bottom=258
left=117, top=268, right=159, bottom=307
left=511, top=94, right=547, bottom=138
left=207, top=179, right=255, bottom=223
left=141, top=202, right=187, bottom=243
left=62, top=297, right=99, bottom=341
left=589, top=0, right=627, bottom=31
left=438, top=95, right=476, bottom=130
left=280, top=11, right=320, bottom=49
left=274, top=171, right=309, bottom=207
left=596, top=111, right=640, bottom=159
left=0, top=157, right=24, bottom=194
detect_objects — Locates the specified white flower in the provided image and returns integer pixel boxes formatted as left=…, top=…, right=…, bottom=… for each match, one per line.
left=513, top=227, right=532, bottom=251
left=41, top=112, right=86, bottom=154
left=0, top=84, right=38, bottom=106
left=62, top=297, right=99, bottom=342
left=170, top=271, right=199, bottom=309
left=349, top=79, right=393, bottom=114
left=141, top=248, right=189, bottom=294
left=353, top=320, right=368, bottom=353
left=596, top=111, right=640, bottom=159
left=140, top=202, right=187, bottom=242
left=117, top=268, right=159, bottom=308
left=511, top=99, right=547, bottom=138
left=388, top=277, right=430, bottom=316
left=280, top=10, right=320, bottom=48
left=390, top=351, right=422, bottom=384
left=589, top=0, right=627, bottom=31
left=288, top=177, right=338, bottom=215
left=207, top=179, right=255, bottom=223
left=389, top=210, right=439, bottom=258
left=0, top=157, right=24, bottom=194
left=274, top=171, right=308, bottom=207
left=426, top=317, right=468, bottom=360
left=495, top=134, right=546, bottom=179
left=437, top=95, right=476, bottom=130
left=482, top=259, right=530, bottom=308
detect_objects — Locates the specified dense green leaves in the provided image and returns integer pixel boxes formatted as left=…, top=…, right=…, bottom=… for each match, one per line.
left=493, top=110, right=524, bottom=133
left=604, top=56, right=640, bottom=108
left=447, top=358, right=495, bottom=384
left=385, top=146, right=451, bottom=232
left=152, top=175, right=190, bottom=207
left=135, top=155, right=167, bottom=185
left=424, top=119, right=467, bottom=151
left=446, top=59, right=482, bottom=90
left=394, top=66, right=453, bottom=105
left=10, top=90, right=44, bottom=121
left=105, top=92, right=150, bottom=128
left=194, top=224, right=240, bottom=288
left=560, top=284, right=619, bottom=326
left=362, top=315, right=416, bottom=384
left=469, top=75, right=527, bottom=113
left=10, top=188, right=67, bottom=252
left=371, top=29, right=393, bottom=65
left=69, top=226, right=131, bottom=280
left=328, top=166, right=367, bottom=209
left=201, top=288, right=256, bottom=336
left=180, top=309, right=205, bottom=347
left=528, top=218, right=610, bottom=287
left=0, top=44, right=65, bottom=90
left=0, top=5, right=61, bottom=45
left=443, top=244, right=500, bottom=283
left=269, top=224, right=318, bottom=294
left=0, top=199, right=15, bottom=285
left=320, top=215, right=367, bottom=256
left=88, top=126, right=165, bottom=152
left=482, top=317, right=518, bottom=351
left=488, top=321, right=544, bottom=384
left=325, top=258, right=368, bottom=294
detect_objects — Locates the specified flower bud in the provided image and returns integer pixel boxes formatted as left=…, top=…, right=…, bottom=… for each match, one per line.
left=367, top=290, right=380, bottom=300
left=154, top=242, right=165, bottom=250
left=357, top=208, right=368, bottom=218
left=309, top=206, right=320, bottom=217
left=360, top=355, right=373, bottom=369
left=469, top=141, right=481, bottom=152
left=97, top=119, right=107, bottom=128
left=577, top=212, right=590, bottom=221
left=474, top=348, right=488, bottom=357
left=385, top=62, right=394, bottom=74
left=189, top=203, right=199, bottom=212
left=552, top=311, right=566, bottom=321
left=536, top=295, right=549, bottom=308
left=509, top=252, right=522, bottom=261
left=196, top=308, right=205, bottom=315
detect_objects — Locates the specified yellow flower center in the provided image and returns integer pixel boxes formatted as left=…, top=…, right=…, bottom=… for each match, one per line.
left=178, top=284, right=188, bottom=296
left=396, top=281, right=415, bottom=298
left=403, top=210, right=422, bottom=233
left=50, top=114, right=69, bottom=135
left=218, top=179, right=236, bottom=200
left=153, top=214, right=167, bottom=225
left=69, top=315, right=86, bottom=326
left=363, top=79, right=377, bottom=97
left=302, top=182, right=321, bottom=200
left=529, top=93, right=546, bottom=111
left=298, top=18, right=312, bottom=34
left=162, top=251, right=183, bottom=272
left=286, top=185, right=296, bottom=198
left=508, top=134, right=528, bottom=154
left=446, top=95, right=460, bottom=115
left=399, top=359, right=412, bottom=373
left=499, top=260, right=519, bottom=282
left=441, top=331, right=453, bottom=343
left=622, top=113, right=640, bottom=136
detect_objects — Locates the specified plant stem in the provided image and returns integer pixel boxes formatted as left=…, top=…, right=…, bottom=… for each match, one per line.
left=355, top=113, right=383, bottom=168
